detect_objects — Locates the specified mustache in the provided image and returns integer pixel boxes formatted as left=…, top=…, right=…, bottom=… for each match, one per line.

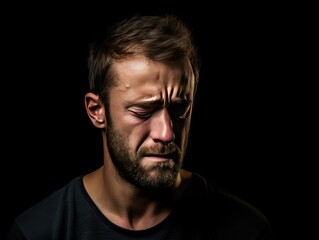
left=138, top=143, right=180, bottom=156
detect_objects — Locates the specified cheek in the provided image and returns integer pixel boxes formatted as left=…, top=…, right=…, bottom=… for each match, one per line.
left=120, top=118, right=151, bottom=147
left=109, top=107, right=137, bottom=130
left=173, top=117, right=192, bottom=144
left=131, top=122, right=150, bottom=143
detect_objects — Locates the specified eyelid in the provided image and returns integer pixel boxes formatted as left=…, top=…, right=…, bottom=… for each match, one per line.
left=128, top=100, right=191, bottom=119
left=168, top=101, right=191, bottom=119
left=178, top=104, right=191, bottom=119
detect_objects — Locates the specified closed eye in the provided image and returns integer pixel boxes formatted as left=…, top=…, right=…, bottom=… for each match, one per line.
left=127, top=100, right=191, bottom=120
left=128, top=105, right=159, bottom=119
left=131, top=110, right=154, bottom=118
left=168, top=102, right=191, bottom=119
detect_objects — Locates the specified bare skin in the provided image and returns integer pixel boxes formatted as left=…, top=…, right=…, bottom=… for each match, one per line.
left=83, top=167, right=192, bottom=230
left=83, top=56, right=195, bottom=230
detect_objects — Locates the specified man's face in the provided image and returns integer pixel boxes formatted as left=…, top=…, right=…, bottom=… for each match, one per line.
left=105, top=56, right=195, bottom=190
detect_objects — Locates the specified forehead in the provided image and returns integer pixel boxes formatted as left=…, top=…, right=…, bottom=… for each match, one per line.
left=111, top=56, right=194, bottom=101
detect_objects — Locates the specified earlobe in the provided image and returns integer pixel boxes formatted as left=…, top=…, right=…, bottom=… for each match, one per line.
left=84, top=93, right=106, bottom=128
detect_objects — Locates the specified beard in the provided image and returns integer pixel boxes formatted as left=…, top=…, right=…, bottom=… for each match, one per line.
left=106, top=124, right=183, bottom=191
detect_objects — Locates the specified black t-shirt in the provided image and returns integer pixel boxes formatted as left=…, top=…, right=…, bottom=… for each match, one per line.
left=7, top=173, right=275, bottom=239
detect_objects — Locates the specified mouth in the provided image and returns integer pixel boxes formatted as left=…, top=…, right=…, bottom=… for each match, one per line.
left=143, top=153, right=176, bottom=162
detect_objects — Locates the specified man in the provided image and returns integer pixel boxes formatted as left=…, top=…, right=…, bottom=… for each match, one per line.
left=7, top=14, right=275, bottom=239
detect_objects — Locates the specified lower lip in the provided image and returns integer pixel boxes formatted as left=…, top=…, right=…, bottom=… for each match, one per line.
left=143, top=156, right=171, bottom=162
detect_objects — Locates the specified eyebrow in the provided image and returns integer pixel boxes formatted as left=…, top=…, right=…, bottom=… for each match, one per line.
left=127, top=98, right=191, bottom=108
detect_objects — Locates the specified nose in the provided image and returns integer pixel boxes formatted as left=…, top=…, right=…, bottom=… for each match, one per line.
left=149, top=108, right=175, bottom=143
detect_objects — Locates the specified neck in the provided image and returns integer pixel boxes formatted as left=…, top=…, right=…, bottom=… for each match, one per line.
left=83, top=166, right=192, bottom=230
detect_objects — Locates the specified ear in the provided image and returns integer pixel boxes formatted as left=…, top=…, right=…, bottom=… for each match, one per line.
left=84, top=92, right=106, bottom=129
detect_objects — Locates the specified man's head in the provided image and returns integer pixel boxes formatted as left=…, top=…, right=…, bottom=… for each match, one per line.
left=85, top=15, right=201, bottom=190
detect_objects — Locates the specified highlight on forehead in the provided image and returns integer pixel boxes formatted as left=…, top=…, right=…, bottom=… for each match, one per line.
left=109, top=55, right=196, bottom=103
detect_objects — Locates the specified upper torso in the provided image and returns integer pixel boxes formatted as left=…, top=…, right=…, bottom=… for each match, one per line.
left=7, top=172, right=275, bottom=240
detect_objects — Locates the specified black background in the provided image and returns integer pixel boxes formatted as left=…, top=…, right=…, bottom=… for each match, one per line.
left=2, top=2, right=313, bottom=240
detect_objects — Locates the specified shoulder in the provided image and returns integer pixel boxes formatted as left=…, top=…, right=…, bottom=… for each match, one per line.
left=20, top=176, right=83, bottom=214
left=189, top=172, right=264, bottom=215
left=185, top=172, right=275, bottom=239
left=9, top=176, right=84, bottom=238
